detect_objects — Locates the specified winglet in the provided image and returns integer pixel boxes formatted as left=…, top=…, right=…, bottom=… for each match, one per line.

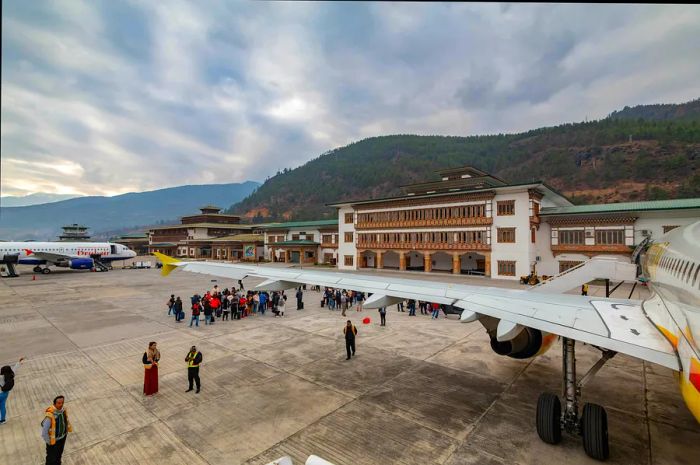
left=153, top=252, right=180, bottom=277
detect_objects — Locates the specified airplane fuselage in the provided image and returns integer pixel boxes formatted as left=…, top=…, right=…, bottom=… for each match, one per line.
left=0, top=241, right=136, bottom=267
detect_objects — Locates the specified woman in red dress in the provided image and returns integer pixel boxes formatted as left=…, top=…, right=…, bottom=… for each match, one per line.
left=143, top=341, right=160, bottom=396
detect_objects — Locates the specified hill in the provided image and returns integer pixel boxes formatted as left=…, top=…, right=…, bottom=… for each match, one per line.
left=0, top=181, right=259, bottom=240
left=0, top=193, right=80, bottom=207
left=608, top=99, right=700, bottom=122
left=228, top=100, right=700, bottom=221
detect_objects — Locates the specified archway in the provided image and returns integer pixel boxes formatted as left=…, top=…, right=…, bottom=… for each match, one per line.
left=431, top=251, right=453, bottom=273
left=460, top=252, right=486, bottom=275
left=406, top=251, right=425, bottom=271
left=360, top=250, right=377, bottom=268
left=382, top=250, right=400, bottom=270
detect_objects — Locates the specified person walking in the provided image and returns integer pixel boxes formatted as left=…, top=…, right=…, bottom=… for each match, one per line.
left=174, top=297, right=183, bottom=322
left=166, top=294, right=175, bottom=316
left=190, top=302, right=201, bottom=327
left=238, top=279, right=244, bottom=290
left=343, top=320, right=358, bottom=360
left=296, top=288, right=304, bottom=310
left=379, top=306, right=387, bottom=326
left=0, top=357, right=25, bottom=424
left=41, top=395, right=72, bottom=465
left=143, top=342, right=160, bottom=396
left=341, top=292, right=347, bottom=316
left=185, top=346, right=202, bottom=393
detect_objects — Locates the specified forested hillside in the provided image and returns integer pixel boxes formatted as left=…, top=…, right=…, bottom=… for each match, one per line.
left=229, top=100, right=700, bottom=221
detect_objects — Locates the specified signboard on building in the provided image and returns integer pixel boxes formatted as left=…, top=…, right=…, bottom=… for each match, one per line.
left=244, top=245, right=255, bottom=258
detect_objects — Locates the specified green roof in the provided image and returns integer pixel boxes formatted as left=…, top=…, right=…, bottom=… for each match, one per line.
left=541, top=198, right=700, bottom=216
left=209, top=234, right=264, bottom=242
left=149, top=242, right=177, bottom=247
left=118, top=233, right=148, bottom=238
left=257, top=219, right=338, bottom=230
left=267, top=239, right=320, bottom=246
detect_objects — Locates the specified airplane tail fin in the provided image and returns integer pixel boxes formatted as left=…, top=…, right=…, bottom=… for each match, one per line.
left=153, top=252, right=180, bottom=277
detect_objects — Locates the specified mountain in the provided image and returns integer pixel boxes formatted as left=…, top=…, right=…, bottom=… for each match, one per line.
left=608, top=99, right=700, bottom=122
left=0, top=193, right=80, bottom=207
left=228, top=99, right=700, bottom=221
left=0, top=181, right=259, bottom=240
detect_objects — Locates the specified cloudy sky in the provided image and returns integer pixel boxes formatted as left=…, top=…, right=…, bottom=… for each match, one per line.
left=2, top=2, right=699, bottom=197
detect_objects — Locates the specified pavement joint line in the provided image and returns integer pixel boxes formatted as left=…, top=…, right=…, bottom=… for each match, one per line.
left=643, top=361, right=653, bottom=465
left=441, top=353, right=536, bottom=465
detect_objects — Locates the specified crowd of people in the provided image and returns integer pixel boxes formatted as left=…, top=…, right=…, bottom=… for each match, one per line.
left=166, top=284, right=296, bottom=327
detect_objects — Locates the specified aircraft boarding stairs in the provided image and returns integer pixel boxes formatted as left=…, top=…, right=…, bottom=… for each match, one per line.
left=529, top=256, right=638, bottom=294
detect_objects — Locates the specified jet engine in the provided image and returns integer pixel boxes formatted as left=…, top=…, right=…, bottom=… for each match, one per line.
left=462, top=312, right=557, bottom=360
left=65, top=258, right=94, bottom=270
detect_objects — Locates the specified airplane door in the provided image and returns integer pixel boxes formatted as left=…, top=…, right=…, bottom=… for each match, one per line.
left=110, top=245, right=117, bottom=255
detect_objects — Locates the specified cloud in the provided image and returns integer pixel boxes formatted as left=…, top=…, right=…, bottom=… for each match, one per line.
left=1, top=2, right=699, bottom=197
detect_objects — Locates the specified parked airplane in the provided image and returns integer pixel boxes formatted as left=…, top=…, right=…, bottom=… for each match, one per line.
left=0, top=241, right=136, bottom=273
left=153, top=221, right=699, bottom=461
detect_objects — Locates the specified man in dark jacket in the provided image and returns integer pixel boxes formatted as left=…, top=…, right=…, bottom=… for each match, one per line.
left=296, top=288, right=303, bottom=310
left=185, top=346, right=203, bottom=393
left=343, top=320, right=358, bottom=360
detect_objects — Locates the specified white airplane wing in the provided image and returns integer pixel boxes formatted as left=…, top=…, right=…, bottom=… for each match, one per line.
left=26, top=251, right=73, bottom=263
left=155, top=254, right=679, bottom=371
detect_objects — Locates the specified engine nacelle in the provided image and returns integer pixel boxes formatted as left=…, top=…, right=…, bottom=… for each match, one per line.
left=69, top=258, right=94, bottom=270
left=489, top=327, right=557, bottom=359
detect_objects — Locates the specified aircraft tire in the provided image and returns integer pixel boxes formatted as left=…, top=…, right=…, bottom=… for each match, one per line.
left=536, top=392, right=562, bottom=444
left=41, top=268, right=51, bottom=274
left=581, top=403, right=609, bottom=461
left=33, top=266, right=42, bottom=273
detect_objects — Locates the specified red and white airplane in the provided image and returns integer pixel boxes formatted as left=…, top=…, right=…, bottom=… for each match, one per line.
left=154, top=220, right=699, bottom=461
left=0, top=241, right=136, bottom=273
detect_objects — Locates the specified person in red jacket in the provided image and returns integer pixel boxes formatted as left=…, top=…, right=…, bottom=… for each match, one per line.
left=190, top=302, right=201, bottom=327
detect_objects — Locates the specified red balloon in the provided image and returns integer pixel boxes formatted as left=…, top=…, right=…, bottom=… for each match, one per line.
left=362, top=317, right=371, bottom=324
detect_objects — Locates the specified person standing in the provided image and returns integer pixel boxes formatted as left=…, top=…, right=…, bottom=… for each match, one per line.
left=0, top=357, right=24, bottom=424
left=259, top=292, right=267, bottom=316
left=174, top=297, right=183, bottom=323
left=41, top=395, right=72, bottom=465
left=397, top=301, right=405, bottom=312
left=190, top=302, right=201, bottom=327
left=355, top=292, right=364, bottom=312
left=222, top=295, right=230, bottom=321
left=238, top=279, right=245, bottom=290
left=185, top=346, right=202, bottom=393
left=341, top=292, right=347, bottom=316
left=379, top=306, right=387, bottom=326
left=203, top=299, right=213, bottom=325
left=581, top=283, right=589, bottom=296
left=343, top=320, right=358, bottom=360
left=431, top=302, right=440, bottom=319
left=167, top=294, right=175, bottom=316
left=296, top=288, right=304, bottom=310
left=143, top=342, right=160, bottom=396
left=407, top=299, right=416, bottom=316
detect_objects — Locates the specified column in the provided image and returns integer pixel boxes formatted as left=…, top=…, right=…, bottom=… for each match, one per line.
left=452, top=253, right=460, bottom=274
left=399, top=251, right=406, bottom=271
left=483, top=251, right=491, bottom=277
left=376, top=251, right=383, bottom=269
left=283, top=250, right=288, bottom=263
left=424, top=252, right=432, bottom=272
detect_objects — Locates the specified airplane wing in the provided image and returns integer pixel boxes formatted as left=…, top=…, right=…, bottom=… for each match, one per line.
left=24, top=250, right=73, bottom=263
left=153, top=253, right=680, bottom=371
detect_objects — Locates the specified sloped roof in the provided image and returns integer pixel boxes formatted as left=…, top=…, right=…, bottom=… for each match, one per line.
left=257, top=219, right=338, bottom=230
left=208, top=234, right=264, bottom=242
left=541, top=198, right=700, bottom=215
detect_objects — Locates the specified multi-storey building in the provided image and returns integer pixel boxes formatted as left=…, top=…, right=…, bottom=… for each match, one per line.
left=330, top=166, right=700, bottom=280
left=260, top=220, right=339, bottom=264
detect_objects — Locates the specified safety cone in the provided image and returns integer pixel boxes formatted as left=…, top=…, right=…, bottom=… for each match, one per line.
left=32, top=275, right=36, bottom=281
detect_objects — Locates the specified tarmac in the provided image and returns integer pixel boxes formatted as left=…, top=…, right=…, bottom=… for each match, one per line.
left=0, top=263, right=698, bottom=465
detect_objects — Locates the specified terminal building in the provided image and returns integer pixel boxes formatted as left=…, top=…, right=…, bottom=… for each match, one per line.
left=329, top=166, right=700, bottom=280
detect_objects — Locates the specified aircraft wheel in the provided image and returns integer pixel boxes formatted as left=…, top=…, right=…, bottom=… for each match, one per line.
left=581, top=403, right=609, bottom=461
left=33, top=266, right=42, bottom=273
left=536, top=392, right=562, bottom=445
left=41, top=268, right=51, bottom=274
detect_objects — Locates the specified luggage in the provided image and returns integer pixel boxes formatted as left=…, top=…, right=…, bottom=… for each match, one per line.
left=300, top=301, right=304, bottom=309
left=320, top=299, right=324, bottom=307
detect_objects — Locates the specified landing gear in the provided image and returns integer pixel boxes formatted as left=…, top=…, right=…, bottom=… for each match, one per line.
left=41, top=267, right=51, bottom=274
left=33, top=266, right=42, bottom=273
left=535, top=338, right=615, bottom=461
